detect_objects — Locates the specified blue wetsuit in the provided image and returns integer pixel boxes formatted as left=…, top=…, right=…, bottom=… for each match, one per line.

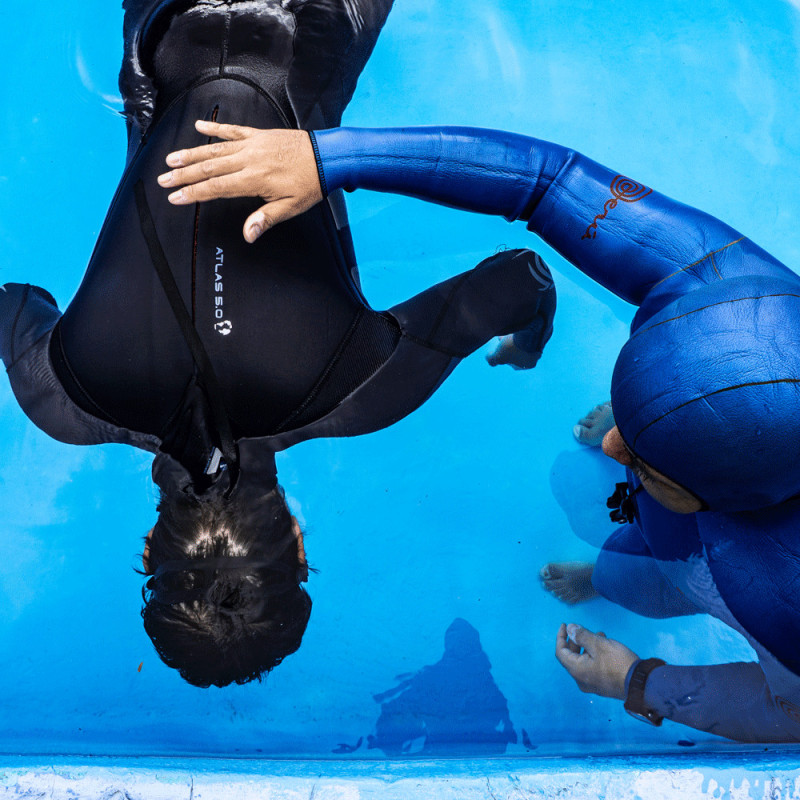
left=306, top=125, right=800, bottom=741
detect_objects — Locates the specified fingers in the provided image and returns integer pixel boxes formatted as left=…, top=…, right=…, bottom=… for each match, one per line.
left=555, top=623, right=583, bottom=669
left=555, top=623, right=570, bottom=663
left=165, top=139, right=243, bottom=169
left=164, top=175, right=248, bottom=205
left=195, top=119, right=256, bottom=140
left=159, top=155, right=243, bottom=191
left=566, top=623, right=596, bottom=655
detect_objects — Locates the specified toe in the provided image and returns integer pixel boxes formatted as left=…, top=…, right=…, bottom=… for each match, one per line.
left=541, top=563, right=564, bottom=581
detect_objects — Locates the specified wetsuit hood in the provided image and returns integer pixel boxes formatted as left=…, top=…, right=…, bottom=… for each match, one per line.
left=611, top=275, right=800, bottom=512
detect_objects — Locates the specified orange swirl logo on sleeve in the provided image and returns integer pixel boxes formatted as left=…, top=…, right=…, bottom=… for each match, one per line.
left=776, top=695, right=800, bottom=724
left=582, top=175, right=653, bottom=240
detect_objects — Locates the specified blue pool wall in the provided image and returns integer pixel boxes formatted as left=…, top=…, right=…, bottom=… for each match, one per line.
left=1, top=0, right=800, bottom=763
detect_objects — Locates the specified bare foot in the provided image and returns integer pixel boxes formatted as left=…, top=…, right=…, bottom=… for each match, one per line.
left=540, top=561, right=599, bottom=605
left=573, top=401, right=614, bottom=447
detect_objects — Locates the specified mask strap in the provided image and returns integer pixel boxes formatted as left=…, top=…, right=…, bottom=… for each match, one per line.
left=607, top=481, right=644, bottom=524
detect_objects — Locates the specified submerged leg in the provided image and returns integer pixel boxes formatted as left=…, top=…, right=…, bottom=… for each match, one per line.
left=592, top=525, right=701, bottom=619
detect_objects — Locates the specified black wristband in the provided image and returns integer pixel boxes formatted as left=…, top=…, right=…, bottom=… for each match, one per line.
left=624, top=657, right=666, bottom=726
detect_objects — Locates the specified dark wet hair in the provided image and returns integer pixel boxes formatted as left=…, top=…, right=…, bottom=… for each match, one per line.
left=142, top=485, right=312, bottom=688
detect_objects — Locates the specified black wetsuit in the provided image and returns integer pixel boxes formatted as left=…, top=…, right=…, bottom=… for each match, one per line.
left=0, top=0, right=554, bottom=495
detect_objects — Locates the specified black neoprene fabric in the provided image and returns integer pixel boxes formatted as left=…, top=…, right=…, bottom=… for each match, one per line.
left=2, top=0, right=554, bottom=491
left=58, top=4, right=393, bottom=441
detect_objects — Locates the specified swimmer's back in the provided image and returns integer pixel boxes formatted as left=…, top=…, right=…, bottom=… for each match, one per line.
left=56, top=3, right=398, bottom=439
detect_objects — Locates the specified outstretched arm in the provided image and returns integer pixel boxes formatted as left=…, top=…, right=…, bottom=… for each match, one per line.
left=159, top=124, right=767, bottom=306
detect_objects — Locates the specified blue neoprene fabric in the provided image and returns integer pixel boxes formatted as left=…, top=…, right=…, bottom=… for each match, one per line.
left=311, top=125, right=800, bottom=699
left=312, top=126, right=800, bottom=511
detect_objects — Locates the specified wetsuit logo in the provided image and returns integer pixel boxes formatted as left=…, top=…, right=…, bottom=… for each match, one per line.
left=777, top=696, right=800, bottom=723
left=527, top=253, right=553, bottom=291
left=582, top=175, right=652, bottom=240
left=213, top=246, right=232, bottom=335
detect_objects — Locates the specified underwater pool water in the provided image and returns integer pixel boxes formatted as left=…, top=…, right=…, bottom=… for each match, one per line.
left=2, top=0, right=800, bottom=770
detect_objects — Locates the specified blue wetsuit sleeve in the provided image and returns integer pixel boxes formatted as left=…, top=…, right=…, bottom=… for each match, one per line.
left=641, top=662, right=800, bottom=743
left=0, top=284, right=60, bottom=369
left=310, top=127, right=785, bottom=306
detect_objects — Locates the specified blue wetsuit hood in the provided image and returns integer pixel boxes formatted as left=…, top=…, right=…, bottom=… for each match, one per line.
left=611, top=275, right=800, bottom=512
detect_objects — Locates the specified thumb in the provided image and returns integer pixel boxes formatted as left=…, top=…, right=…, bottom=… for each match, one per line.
left=566, top=623, right=596, bottom=654
left=243, top=200, right=294, bottom=243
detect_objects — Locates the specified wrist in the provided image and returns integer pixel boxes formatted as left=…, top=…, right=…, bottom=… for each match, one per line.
left=310, top=127, right=369, bottom=195
left=307, top=130, right=328, bottom=197
left=624, top=659, right=641, bottom=696
left=624, top=658, right=666, bottom=726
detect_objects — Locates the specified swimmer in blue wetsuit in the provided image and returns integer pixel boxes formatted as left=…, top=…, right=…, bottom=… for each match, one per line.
left=160, top=123, right=800, bottom=739
left=0, top=5, right=557, bottom=688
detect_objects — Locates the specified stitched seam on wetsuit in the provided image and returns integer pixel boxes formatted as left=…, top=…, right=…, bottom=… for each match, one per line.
left=320, top=194, right=364, bottom=306
left=649, top=237, right=745, bottom=291
left=422, top=271, right=473, bottom=348
left=274, top=309, right=365, bottom=434
left=280, top=311, right=401, bottom=432
left=308, top=131, right=328, bottom=197
left=628, top=293, right=800, bottom=341
left=146, top=73, right=293, bottom=136
left=709, top=250, right=723, bottom=279
left=631, top=378, right=800, bottom=449
left=191, top=197, right=201, bottom=322
left=219, top=11, right=231, bottom=74
left=286, top=3, right=357, bottom=128
left=49, top=322, right=122, bottom=427
left=400, top=331, right=466, bottom=359
left=7, top=284, right=30, bottom=366
left=147, top=73, right=364, bottom=345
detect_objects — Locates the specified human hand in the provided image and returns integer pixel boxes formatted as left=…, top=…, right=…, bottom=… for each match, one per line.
left=486, top=335, right=543, bottom=369
left=157, top=120, right=323, bottom=243
left=555, top=623, right=639, bottom=700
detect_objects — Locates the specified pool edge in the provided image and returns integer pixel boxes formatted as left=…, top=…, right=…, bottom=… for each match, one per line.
left=2, top=752, right=800, bottom=798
